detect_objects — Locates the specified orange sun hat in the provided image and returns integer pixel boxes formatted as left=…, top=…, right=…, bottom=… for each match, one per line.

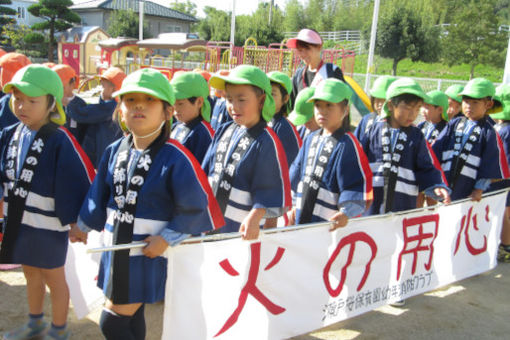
left=0, top=53, right=31, bottom=89
left=52, top=64, right=79, bottom=89
left=100, top=67, right=127, bottom=91
left=42, top=62, right=57, bottom=68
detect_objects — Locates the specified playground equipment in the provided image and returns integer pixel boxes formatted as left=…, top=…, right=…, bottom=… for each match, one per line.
left=94, top=36, right=356, bottom=80
left=57, top=26, right=110, bottom=76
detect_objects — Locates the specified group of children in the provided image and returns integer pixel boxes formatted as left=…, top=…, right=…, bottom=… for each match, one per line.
left=0, top=29, right=510, bottom=339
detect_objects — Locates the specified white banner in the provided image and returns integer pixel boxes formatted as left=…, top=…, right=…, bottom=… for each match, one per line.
left=65, top=230, right=104, bottom=319
left=162, top=191, right=506, bottom=340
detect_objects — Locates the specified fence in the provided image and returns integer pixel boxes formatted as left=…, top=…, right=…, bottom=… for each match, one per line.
left=284, top=30, right=361, bottom=42
left=353, top=73, right=501, bottom=94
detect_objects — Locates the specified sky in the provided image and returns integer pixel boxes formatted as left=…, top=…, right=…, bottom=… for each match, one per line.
left=153, top=0, right=291, bottom=18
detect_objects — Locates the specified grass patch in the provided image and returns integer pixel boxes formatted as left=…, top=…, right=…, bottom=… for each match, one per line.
left=352, top=54, right=504, bottom=83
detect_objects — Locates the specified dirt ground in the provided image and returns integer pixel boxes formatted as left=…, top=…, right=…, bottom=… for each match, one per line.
left=1, top=263, right=510, bottom=340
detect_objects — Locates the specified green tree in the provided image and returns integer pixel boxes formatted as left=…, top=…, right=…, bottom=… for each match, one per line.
left=0, top=0, right=16, bottom=27
left=107, top=9, right=151, bottom=39
left=376, top=1, right=441, bottom=75
left=282, top=0, right=306, bottom=32
left=235, top=2, right=284, bottom=46
left=27, top=0, right=81, bottom=62
left=197, top=6, right=231, bottom=42
left=333, top=1, right=373, bottom=31
left=442, top=0, right=506, bottom=79
left=169, top=0, right=196, bottom=17
left=1, top=23, right=45, bottom=57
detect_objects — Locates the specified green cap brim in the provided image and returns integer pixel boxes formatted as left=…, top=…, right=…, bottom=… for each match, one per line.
left=113, top=85, right=173, bottom=104
left=3, top=81, right=47, bottom=98
left=382, top=90, right=429, bottom=117
left=288, top=110, right=311, bottom=126
left=6, top=82, right=66, bottom=126
left=307, top=92, right=348, bottom=104
left=210, top=75, right=253, bottom=90
left=369, top=89, right=386, bottom=99
left=490, top=110, right=510, bottom=120
left=209, top=74, right=275, bottom=122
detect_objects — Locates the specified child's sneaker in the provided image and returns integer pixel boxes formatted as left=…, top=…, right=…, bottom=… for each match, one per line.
left=498, top=244, right=510, bottom=263
left=390, top=299, right=406, bottom=307
left=42, top=324, right=69, bottom=340
left=42, top=330, right=69, bottom=340
left=2, top=320, right=48, bottom=340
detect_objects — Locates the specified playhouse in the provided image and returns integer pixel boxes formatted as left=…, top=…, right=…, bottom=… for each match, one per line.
left=57, top=26, right=110, bottom=76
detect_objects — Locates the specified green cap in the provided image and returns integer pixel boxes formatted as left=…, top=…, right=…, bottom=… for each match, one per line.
left=490, top=84, right=510, bottom=120
left=489, top=84, right=504, bottom=115
left=307, top=78, right=353, bottom=103
left=424, top=90, right=449, bottom=121
left=267, top=71, right=292, bottom=94
left=210, top=65, right=275, bottom=122
left=268, top=71, right=293, bottom=114
left=171, top=72, right=211, bottom=122
left=288, top=87, right=315, bottom=126
left=113, top=68, right=175, bottom=105
left=4, top=64, right=66, bottom=125
left=460, top=78, right=495, bottom=99
left=445, top=84, right=464, bottom=103
left=382, top=78, right=428, bottom=117
left=369, top=75, right=397, bottom=99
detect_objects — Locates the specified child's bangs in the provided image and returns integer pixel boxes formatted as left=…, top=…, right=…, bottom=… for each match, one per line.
left=391, top=93, right=423, bottom=106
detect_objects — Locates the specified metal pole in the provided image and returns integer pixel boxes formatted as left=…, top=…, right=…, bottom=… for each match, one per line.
left=269, top=0, right=274, bottom=25
left=503, top=33, right=510, bottom=84
left=364, top=0, right=380, bottom=93
left=230, top=0, right=236, bottom=68
left=139, top=1, right=144, bottom=41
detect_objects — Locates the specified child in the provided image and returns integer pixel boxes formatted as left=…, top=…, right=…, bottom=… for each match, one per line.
left=0, top=53, right=31, bottom=129
left=63, top=66, right=125, bottom=167
left=445, top=84, right=464, bottom=120
left=194, top=69, right=217, bottom=111
left=287, top=28, right=370, bottom=116
left=289, top=78, right=373, bottom=228
left=209, top=70, right=232, bottom=130
left=203, top=65, right=291, bottom=239
left=73, top=68, right=224, bottom=340
left=52, top=64, right=83, bottom=140
left=489, top=84, right=510, bottom=262
left=354, top=75, right=396, bottom=141
left=417, top=90, right=449, bottom=144
left=288, top=87, right=319, bottom=140
left=0, top=64, right=94, bottom=340
left=433, top=78, right=510, bottom=201
left=361, top=78, right=451, bottom=215
left=170, top=71, right=214, bottom=163
left=267, top=71, right=302, bottom=165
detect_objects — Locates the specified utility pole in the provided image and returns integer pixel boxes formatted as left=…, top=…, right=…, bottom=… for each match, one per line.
left=364, top=0, right=380, bottom=93
left=139, top=0, right=144, bottom=40
left=504, top=33, right=510, bottom=84
left=269, top=0, right=274, bottom=25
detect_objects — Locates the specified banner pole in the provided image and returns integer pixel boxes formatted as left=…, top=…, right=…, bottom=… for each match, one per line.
left=86, top=188, right=509, bottom=253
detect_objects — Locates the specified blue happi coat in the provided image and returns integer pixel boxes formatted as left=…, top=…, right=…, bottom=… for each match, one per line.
left=210, top=98, right=231, bottom=131
left=0, top=94, right=18, bottom=130
left=290, top=128, right=373, bottom=223
left=171, top=116, right=214, bottom=164
left=79, top=137, right=224, bottom=303
left=489, top=122, right=510, bottom=205
left=432, top=116, right=509, bottom=200
left=270, top=113, right=302, bottom=166
left=361, top=120, right=448, bottom=215
left=202, top=121, right=291, bottom=233
left=0, top=124, right=94, bottom=268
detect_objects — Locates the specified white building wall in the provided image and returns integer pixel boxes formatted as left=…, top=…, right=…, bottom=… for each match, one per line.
left=5, top=0, right=44, bottom=26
